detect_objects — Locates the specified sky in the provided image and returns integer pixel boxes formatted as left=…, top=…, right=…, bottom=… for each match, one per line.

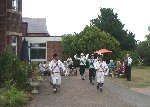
left=22, top=0, right=150, bottom=41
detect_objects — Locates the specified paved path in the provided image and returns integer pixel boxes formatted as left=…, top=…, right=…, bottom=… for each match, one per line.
left=24, top=70, right=150, bottom=107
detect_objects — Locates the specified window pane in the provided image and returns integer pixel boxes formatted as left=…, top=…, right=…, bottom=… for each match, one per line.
left=30, top=43, right=46, bottom=47
left=12, top=36, right=17, bottom=43
left=12, top=0, right=18, bottom=11
left=39, top=43, right=46, bottom=47
left=30, top=49, right=46, bottom=59
left=12, top=46, right=16, bottom=55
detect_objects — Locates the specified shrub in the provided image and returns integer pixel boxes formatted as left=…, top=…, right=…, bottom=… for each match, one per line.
left=0, top=47, right=34, bottom=90
left=0, top=85, right=28, bottom=107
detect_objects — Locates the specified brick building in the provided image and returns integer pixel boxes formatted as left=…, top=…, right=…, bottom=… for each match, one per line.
left=0, top=0, right=22, bottom=55
left=22, top=17, right=62, bottom=62
left=0, top=1, right=63, bottom=61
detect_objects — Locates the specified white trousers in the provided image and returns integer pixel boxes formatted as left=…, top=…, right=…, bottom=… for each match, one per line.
left=96, top=71, right=105, bottom=83
left=51, top=73, right=61, bottom=85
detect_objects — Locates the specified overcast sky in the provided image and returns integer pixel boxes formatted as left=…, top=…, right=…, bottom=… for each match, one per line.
left=22, top=0, right=150, bottom=41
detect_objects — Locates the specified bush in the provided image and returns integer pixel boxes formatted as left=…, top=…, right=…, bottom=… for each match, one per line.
left=0, top=85, right=28, bottom=107
left=0, top=47, right=34, bottom=90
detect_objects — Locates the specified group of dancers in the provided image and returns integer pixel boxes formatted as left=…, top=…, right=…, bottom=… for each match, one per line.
left=74, top=53, right=107, bottom=92
left=47, top=52, right=132, bottom=93
left=48, top=52, right=107, bottom=93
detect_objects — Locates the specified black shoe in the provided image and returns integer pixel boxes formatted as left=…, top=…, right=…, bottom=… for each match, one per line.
left=100, top=88, right=102, bottom=92
left=92, top=83, right=94, bottom=85
left=97, top=84, right=99, bottom=89
left=82, top=78, right=85, bottom=80
left=50, top=81, right=53, bottom=85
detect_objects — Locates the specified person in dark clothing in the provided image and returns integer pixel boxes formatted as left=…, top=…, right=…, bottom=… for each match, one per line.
left=86, top=54, right=97, bottom=85
left=125, top=54, right=132, bottom=81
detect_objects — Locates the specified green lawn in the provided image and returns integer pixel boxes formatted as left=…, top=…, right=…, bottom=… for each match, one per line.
left=108, top=66, right=150, bottom=88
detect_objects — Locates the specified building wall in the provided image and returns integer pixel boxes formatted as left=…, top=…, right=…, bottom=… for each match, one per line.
left=0, top=0, right=22, bottom=54
left=27, top=33, right=49, bottom=37
left=0, top=0, right=7, bottom=52
left=47, top=41, right=62, bottom=61
left=7, top=0, right=22, bottom=34
left=23, top=36, right=62, bottom=62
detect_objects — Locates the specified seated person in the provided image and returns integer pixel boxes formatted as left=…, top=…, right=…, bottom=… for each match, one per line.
left=39, top=61, right=45, bottom=75
left=113, top=61, right=122, bottom=76
left=67, top=57, right=73, bottom=70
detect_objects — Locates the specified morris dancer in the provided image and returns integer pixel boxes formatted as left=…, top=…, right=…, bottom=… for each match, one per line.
left=86, top=54, right=97, bottom=85
left=49, top=53, right=66, bottom=93
left=74, top=53, right=86, bottom=80
left=94, top=55, right=107, bottom=92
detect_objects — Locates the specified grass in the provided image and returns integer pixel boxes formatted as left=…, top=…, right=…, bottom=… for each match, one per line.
left=108, top=66, right=150, bottom=88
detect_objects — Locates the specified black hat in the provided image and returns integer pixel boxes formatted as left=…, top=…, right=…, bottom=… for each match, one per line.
left=98, top=54, right=103, bottom=58
left=53, top=53, right=58, bottom=58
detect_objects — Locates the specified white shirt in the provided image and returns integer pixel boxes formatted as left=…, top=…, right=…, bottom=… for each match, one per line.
left=49, top=59, right=65, bottom=73
left=94, top=61, right=107, bottom=72
left=127, top=57, right=132, bottom=66
left=74, top=54, right=86, bottom=65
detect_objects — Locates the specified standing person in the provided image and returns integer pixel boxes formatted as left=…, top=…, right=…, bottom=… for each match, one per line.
left=74, top=53, right=86, bottom=80
left=49, top=53, right=66, bottom=93
left=108, top=60, right=115, bottom=76
left=86, top=54, right=97, bottom=85
left=125, top=54, right=132, bottom=81
left=94, top=55, right=107, bottom=92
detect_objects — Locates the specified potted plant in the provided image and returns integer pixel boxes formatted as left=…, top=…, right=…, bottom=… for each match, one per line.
left=29, top=68, right=43, bottom=94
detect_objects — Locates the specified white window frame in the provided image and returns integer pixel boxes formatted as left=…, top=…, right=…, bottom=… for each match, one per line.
left=12, top=0, right=18, bottom=11
left=30, top=43, right=47, bottom=62
left=12, top=36, right=17, bottom=55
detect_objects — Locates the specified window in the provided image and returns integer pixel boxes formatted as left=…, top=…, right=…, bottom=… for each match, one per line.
left=30, top=43, right=47, bottom=61
left=12, top=36, right=17, bottom=55
left=12, top=0, right=18, bottom=11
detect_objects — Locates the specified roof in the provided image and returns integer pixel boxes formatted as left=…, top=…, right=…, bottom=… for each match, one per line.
left=22, top=17, right=48, bottom=34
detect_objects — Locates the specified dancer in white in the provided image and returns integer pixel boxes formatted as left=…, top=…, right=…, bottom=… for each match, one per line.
left=49, top=53, right=66, bottom=93
left=74, top=53, right=86, bottom=80
left=94, top=55, right=107, bottom=92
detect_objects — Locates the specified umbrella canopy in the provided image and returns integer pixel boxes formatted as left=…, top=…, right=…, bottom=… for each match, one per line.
left=94, top=49, right=112, bottom=54
left=20, top=39, right=29, bottom=61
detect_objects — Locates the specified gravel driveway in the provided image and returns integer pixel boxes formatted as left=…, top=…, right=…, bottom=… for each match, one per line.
left=24, top=69, right=150, bottom=107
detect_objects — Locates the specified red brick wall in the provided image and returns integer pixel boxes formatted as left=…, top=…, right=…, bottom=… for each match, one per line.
left=7, top=0, right=22, bottom=33
left=22, top=22, right=28, bottom=36
left=18, top=36, right=22, bottom=55
left=47, top=41, right=62, bottom=61
left=0, top=0, right=23, bottom=53
left=0, top=0, right=6, bottom=52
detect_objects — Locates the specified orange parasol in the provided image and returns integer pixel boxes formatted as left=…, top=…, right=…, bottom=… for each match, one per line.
left=94, top=49, right=112, bottom=54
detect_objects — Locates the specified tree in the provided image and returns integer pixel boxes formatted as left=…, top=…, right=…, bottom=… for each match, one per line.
left=62, top=25, right=120, bottom=62
left=136, top=34, right=150, bottom=66
left=91, top=8, right=136, bottom=51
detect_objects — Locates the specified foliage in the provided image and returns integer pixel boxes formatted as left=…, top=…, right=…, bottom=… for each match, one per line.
left=91, top=8, right=136, bottom=51
left=0, top=47, right=33, bottom=90
left=136, top=35, right=150, bottom=66
left=117, top=50, right=140, bottom=65
left=0, top=85, right=28, bottom=107
left=62, top=26, right=120, bottom=65
left=30, top=66, right=43, bottom=82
